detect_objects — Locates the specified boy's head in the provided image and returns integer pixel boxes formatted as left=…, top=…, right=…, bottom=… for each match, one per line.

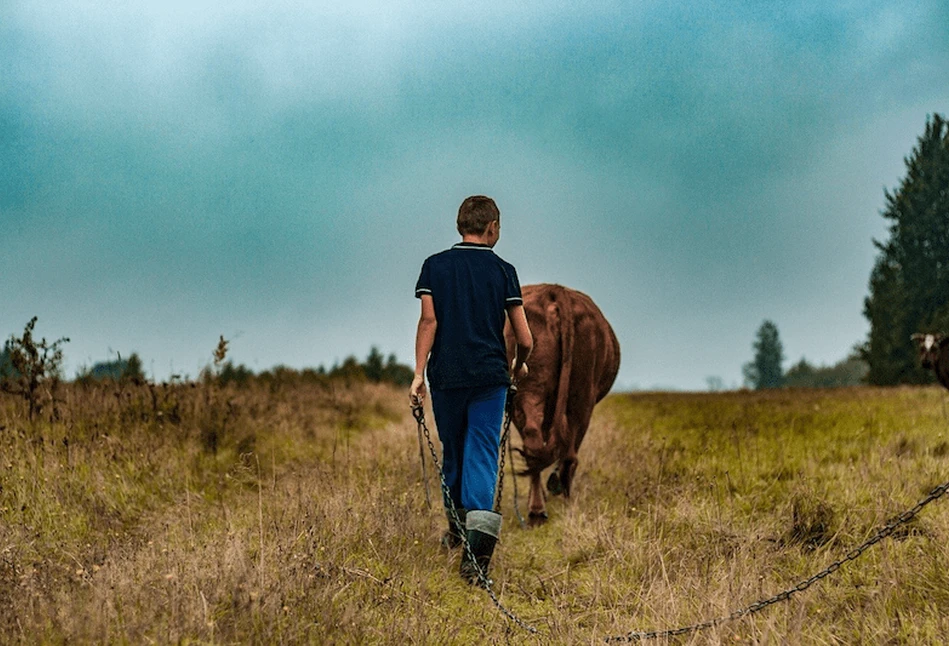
left=457, top=196, right=500, bottom=238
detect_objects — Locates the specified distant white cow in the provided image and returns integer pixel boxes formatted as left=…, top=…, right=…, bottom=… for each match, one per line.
left=912, top=333, right=949, bottom=391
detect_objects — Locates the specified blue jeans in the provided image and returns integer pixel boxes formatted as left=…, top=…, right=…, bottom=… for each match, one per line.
left=430, top=385, right=508, bottom=512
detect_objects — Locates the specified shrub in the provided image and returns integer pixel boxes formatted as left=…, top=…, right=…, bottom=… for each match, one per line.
left=0, top=317, right=70, bottom=420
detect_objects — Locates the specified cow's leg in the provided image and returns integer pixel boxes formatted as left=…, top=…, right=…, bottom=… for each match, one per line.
left=546, top=469, right=564, bottom=496
left=527, top=471, right=548, bottom=525
left=558, top=456, right=578, bottom=498
left=518, top=415, right=551, bottom=524
left=558, top=403, right=594, bottom=499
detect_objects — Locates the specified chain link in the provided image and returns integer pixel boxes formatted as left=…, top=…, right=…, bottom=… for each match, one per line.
left=493, top=386, right=518, bottom=515
left=498, top=385, right=528, bottom=528
left=508, top=422, right=528, bottom=529
left=606, top=479, right=949, bottom=642
left=416, top=415, right=433, bottom=509
left=494, top=383, right=527, bottom=529
left=412, top=404, right=539, bottom=634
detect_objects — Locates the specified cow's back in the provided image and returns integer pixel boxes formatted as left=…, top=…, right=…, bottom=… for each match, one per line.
left=506, top=283, right=620, bottom=475
left=562, top=287, right=620, bottom=404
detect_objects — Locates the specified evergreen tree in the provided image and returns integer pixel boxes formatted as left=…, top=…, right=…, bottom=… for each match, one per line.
left=363, top=346, right=385, bottom=382
left=743, top=320, right=784, bottom=389
left=0, top=345, right=12, bottom=378
left=218, top=361, right=253, bottom=387
left=863, top=114, right=949, bottom=384
left=381, top=353, right=414, bottom=386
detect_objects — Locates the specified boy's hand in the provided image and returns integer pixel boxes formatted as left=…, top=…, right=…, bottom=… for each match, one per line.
left=511, top=362, right=529, bottom=384
left=409, top=374, right=427, bottom=406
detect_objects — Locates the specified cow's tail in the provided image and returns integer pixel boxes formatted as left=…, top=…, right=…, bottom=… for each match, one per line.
left=551, top=288, right=574, bottom=450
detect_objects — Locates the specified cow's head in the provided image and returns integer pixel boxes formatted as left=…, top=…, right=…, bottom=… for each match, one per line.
left=911, top=333, right=946, bottom=369
left=511, top=389, right=552, bottom=460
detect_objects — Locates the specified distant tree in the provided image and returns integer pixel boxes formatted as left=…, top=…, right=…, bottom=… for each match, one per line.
left=784, top=351, right=868, bottom=389
left=743, top=320, right=784, bottom=390
left=330, top=356, right=367, bottom=382
left=783, top=359, right=816, bottom=387
left=381, top=353, right=414, bottom=386
left=322, top=350, right=413, bottom=386
left=363, top=346, right=385, bottom=382
left=125, top=353, right=145, bottom=381
left=78, top=352, right=146, bottom=383
left=863, top=113, right=949, bottom=385
left=0, top=346, right=12, bottom=378
left=218, top=361, right=254, bottom=387
left=705, top=376, right=725, bottom=392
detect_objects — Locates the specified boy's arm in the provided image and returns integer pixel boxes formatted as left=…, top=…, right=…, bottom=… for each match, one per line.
left=507, top=304, right=533, bottom=382
left=410, top=294, right=437, bottom=404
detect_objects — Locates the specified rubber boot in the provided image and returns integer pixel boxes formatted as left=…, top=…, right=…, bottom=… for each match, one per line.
left=460, top=510, right=502, bottom=586
left=441, top=507, right=466, bottom=549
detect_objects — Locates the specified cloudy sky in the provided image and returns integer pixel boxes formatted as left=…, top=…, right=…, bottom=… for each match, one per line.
left=2, top=1, right=947, bottom=390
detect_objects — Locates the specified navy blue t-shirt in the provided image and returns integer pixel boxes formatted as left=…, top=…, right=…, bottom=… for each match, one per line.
left=415, top=242, right=523, bottom=390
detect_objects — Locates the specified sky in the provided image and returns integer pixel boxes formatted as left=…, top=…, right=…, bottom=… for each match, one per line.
left=2, top=1, right=947, bottom=390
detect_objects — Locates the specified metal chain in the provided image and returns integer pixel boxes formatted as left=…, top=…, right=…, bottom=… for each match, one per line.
left=494, top=386, right=517, bottom=514
left=606, top=478, right=949, bottom=642
left=495, top=385, right=527, bottom=527
left=508, top=420, right=527, bottom=528
left=417, top=417, right=433, bottom=508
left=412, top=405, right=539, bottom=634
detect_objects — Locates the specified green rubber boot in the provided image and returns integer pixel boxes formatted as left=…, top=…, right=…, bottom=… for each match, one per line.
left=460, top=510, right=502, bottom=586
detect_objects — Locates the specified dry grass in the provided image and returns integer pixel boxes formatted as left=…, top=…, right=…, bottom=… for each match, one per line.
left=2, top=382, right=949, bottom=644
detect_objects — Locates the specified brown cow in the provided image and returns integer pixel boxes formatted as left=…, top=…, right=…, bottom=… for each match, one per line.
left=912, top=333, right=949, bottom=390
left=505, top=284, right=620, bottom=524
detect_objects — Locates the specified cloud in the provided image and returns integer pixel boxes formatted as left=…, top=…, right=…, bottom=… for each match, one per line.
left=2, top=0, right=947, bottom=387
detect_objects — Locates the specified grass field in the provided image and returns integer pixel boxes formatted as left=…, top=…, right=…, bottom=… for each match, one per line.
left=2, top=379, right=949, bottom=644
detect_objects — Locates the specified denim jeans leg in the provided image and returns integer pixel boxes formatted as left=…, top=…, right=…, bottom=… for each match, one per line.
left=460, top=385, right=507, bottom=511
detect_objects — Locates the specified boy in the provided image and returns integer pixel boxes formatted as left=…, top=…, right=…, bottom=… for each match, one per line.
left=410, top=195, right=533, bottom=584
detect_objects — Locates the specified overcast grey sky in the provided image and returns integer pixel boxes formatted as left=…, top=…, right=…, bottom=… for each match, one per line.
left=2, top=1, right=947, bottom=390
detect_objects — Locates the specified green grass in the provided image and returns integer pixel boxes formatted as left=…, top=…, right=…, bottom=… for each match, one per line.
left=2, top=383, right=949, bottom=644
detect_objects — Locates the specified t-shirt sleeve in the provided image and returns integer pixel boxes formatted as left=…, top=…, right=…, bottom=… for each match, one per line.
left=415, top=258, right=433, bottom=299
left=504, top=264, right=522, bottom=306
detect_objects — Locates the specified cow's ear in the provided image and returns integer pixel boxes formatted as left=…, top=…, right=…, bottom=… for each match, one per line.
left=911, top=333, right=924, bottom=342
left=937, top=334, right=948, bottom=347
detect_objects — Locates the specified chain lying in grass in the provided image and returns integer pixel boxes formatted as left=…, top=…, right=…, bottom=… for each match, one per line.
left=605, top=478, right=949, bottom=643
left=412, top=405, right=539, bottom=635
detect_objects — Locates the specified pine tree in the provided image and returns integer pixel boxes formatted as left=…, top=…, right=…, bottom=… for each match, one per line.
left=743, top=320, right=784, bottom=389
left=863, top=114, right=949, bottom=384
left=363, top=346, right=385, bottom=382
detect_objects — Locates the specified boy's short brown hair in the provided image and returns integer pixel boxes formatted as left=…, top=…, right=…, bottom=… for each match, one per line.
left=457, top=195, right=500, bottom=236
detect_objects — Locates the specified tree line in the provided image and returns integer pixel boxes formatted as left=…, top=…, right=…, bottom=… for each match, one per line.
left=745, top=113, right=948, bottom=389
left=212, top=347, right=414, bottom=388
left=742, top=319, right=868, bottom=390
left=1, top=321, right=414, bottom=419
